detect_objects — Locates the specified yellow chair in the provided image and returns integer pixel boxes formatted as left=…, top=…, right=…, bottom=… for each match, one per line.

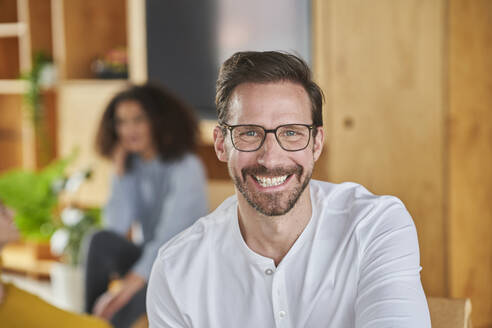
left=131, top=314, right=148, bottom=328
left=428, top=297, right=472, bottom=328
left=0, top=282, right=112, bottom=328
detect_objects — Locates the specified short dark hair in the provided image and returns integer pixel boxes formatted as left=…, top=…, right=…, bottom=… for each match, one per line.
left=216, top=51, right=323, bottom=127
left=95, top=82, right=199, bottom=163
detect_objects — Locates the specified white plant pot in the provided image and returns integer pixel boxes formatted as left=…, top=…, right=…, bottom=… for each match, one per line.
left=50, top=262, right=84, bottom=313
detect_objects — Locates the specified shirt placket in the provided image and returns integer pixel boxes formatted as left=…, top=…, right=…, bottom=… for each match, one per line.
left=270, top=267, right=291, bottom=328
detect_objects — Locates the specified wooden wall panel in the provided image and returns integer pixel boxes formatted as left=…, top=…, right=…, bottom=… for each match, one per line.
left=28, top=0, right=53, bottom=57
left=0, top=0, right=17, bottom=23
left=0, top=95, right=23, bottom=171
left=449, top=0, right=492, bottom=326
left=313, top=0, right=446, bottom=296
left=0, top=37, right=20, bottom=79
left=57, top=81, right=127, bottom=206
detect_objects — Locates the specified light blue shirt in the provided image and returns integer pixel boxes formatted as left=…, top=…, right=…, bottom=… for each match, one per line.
left=105, top=153, right=208, bottom=280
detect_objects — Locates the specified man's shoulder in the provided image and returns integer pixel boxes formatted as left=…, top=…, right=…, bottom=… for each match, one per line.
left=311, top=179, right=415, bottom=247
left=311, top=179, right=409, bottom=229
left=311, top=179, right=404, bottom=210
left=156, top=195, right=237, bottom=263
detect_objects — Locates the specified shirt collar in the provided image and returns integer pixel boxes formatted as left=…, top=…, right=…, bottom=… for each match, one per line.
left=231, top=182, right=318, bottom=269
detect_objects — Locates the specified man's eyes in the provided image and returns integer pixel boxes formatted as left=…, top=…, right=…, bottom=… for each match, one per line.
left=283, top=130, right=297, bottom=136
left=281, top=129, right=305, bottom=137
left=241, top=130, right=259, bottom=137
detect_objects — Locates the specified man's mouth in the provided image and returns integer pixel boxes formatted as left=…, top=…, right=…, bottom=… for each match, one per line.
left=241, top=164, right=303, bottom=189
left=253, top=175, right=289, bottom=188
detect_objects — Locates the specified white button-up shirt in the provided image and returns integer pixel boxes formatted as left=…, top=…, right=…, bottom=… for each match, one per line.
left=147, top=180, right=431, bottom=327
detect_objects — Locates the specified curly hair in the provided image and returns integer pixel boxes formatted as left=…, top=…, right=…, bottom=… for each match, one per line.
left=216, top=51, right=323, bottom=128
left=95, top=82, right=199, bottom=163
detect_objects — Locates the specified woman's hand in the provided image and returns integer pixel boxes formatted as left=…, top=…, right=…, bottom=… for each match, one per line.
left=0, top=202, right=19, bottom=306
left=112, top=143, right=128, bottom=176
left=92, top=272, right=146, bottom=320
left=0, top=202, right=19, bottom=249
left=0, top=280, right=4, bottom=305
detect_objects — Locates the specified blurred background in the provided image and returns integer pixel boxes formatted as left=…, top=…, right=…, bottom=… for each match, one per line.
left=0, top=0, right=490, bottom=326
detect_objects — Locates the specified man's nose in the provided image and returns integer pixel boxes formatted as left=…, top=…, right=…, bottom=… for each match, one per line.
left=256, top=133, right=284, bottom=167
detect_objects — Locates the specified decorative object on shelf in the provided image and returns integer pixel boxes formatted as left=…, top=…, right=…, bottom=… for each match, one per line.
left=91, top=46, right=128, bottom=79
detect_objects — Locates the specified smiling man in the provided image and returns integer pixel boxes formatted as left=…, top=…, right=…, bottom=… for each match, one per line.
left=147, top=51, right=431, bottom=328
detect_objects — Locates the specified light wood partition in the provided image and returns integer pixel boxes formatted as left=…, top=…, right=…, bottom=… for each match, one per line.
left=313, top=0, right=446, bottom=296
left=314, top=0, right=492, bottom=326
left=448, top=0, right=492, bottom=326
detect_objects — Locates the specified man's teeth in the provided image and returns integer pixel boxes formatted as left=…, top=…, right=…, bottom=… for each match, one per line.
left=255, top=175, right=288, bottom=187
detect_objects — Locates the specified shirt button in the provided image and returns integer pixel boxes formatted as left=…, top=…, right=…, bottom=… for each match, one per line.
left=265, top=268, right=274, bottom=275
left=279, top=311, right=286, bottom=318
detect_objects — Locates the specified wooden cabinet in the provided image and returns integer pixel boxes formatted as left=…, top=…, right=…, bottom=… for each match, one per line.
left=0, top=0, right=24, bottom=172
left=0, top=0, right=55, bottom=170
left=313, top=0, right=492, bottom=326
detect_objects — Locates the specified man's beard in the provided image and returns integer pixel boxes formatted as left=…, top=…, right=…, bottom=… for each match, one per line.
left=230, top=164, right=312, bottom=216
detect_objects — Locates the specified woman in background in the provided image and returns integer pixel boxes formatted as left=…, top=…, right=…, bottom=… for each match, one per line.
left=85, top=83, right=208, bottom=327
left=0, top=202, right=111, bottom=328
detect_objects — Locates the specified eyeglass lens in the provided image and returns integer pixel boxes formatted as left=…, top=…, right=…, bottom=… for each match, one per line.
left=231, top=124, right=310, bottom=151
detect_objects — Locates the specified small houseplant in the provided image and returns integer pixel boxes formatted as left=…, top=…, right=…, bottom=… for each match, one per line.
left=0, top=157, right=103, bottom=312
left=0, top=156, right=102, bottom=262
left=0, top=157, right=69, bottom=241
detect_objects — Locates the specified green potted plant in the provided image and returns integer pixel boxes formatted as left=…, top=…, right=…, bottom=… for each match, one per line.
left=0, top=157, right=69, bottom=242
left=0, top=155, right=101, bottom=262
left=0, top=157, right=102, bottom=312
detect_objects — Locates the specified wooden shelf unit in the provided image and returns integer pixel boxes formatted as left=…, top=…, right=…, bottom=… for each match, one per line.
left=52, top=0, right=128, bottom=80
left=0, top=0, right=142, bottom=173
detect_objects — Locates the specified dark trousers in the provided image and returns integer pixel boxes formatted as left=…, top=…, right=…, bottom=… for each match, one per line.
left=84, top=230, right=147, bottom=328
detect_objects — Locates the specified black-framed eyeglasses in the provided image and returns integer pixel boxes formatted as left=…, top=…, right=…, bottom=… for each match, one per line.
left=220, top=123, right=315, bottom=152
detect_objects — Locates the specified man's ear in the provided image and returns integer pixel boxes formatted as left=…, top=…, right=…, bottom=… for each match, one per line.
left=214, top=126, right=228, bottom=163
left=313, top=127, right=324, bottom=162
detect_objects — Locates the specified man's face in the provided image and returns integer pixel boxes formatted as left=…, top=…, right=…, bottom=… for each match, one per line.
left=214, top=81, right=324, bottom=216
